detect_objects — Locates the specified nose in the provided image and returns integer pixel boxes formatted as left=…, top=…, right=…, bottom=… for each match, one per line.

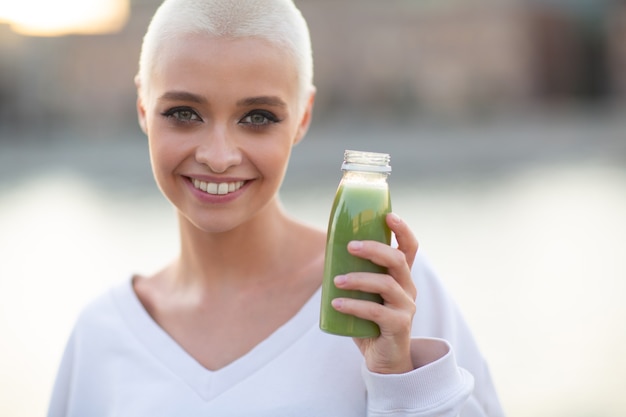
left=195, top=126, right=242, bottom=173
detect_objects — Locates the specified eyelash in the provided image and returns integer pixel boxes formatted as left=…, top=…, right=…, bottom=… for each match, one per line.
left=239, top=110, right=281, bottom=128
left=160, top=107, right=281, bottom=130
left=161, top=107, right=202, bottom=124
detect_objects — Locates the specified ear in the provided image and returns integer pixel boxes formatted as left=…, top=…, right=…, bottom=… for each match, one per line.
left=135, top=75, right=148, bottom=135
left=293, top=87, right=316, bottom=146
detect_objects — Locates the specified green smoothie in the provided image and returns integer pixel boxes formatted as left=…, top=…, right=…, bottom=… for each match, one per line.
left=319, top=179, right=391, bottom=337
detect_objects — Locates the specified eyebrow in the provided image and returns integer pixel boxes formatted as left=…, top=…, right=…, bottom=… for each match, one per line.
left=158, top=91, right=287, bottom=109
left=158, top=91, right=207, bottom=104
left=236, top=96, right=287, bottom=108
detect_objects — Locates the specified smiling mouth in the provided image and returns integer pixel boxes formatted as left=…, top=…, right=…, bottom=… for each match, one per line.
left=191, top=179, right=245, bottom=195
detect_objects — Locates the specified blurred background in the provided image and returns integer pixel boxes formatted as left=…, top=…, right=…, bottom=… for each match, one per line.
left=1, top=0, right=625, bottom=416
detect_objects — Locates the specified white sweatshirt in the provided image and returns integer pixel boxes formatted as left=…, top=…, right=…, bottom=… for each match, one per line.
left=47, top=253, right=505, bottom=416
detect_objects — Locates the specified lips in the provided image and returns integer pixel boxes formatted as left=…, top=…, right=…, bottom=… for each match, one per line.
left=191, top=178, right=245, bottom=195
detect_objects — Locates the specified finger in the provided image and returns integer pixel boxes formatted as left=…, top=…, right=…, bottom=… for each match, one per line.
left=331, top=296, right=414, bottom=336
left=386, top=212, right=418, bottom=268
left=334, top=273, right=415, bottom=308
left=347, top=240, right=417, bottom=300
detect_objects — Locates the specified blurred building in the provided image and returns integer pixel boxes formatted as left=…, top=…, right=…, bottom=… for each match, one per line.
left=607, top=1, right=626, bottom=100
left=0, top=0, right=624, bottom=140
left=301, top=0, right=626, bottom=116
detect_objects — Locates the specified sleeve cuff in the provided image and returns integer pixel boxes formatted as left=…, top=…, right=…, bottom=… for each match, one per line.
left=361, top=338, right=475, bottom=414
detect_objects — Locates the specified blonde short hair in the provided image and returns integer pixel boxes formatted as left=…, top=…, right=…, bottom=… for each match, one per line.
left=137, top=0, right=314, bottom=106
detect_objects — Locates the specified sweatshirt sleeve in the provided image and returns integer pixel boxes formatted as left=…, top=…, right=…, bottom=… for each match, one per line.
left=362, top=338, right=474, bottom=417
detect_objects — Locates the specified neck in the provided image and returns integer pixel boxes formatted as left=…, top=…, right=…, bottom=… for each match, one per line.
left=172, top=198, right=292, bottom=292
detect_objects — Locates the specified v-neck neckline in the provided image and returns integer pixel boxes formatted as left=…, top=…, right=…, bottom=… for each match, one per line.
left=112, top=278, right=321, bottom=401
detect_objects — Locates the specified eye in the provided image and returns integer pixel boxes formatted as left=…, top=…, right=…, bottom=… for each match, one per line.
left=161, top=107, right=203, bottom=124
left=239, top=110, right=280, bottom=127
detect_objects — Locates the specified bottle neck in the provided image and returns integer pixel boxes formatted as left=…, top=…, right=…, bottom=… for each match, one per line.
left=342, top=169, right=389, bottom=185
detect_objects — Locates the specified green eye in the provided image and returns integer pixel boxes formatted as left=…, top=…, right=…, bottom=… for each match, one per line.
left=177, top=110, right=195, bottom=121
left=240, top=110, right=280, bottom=127
left=161, top=107, right=202, bottom=123
left=249, top=113, right=267, bottom=124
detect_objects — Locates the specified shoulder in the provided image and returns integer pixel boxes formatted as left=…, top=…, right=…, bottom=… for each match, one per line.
left=409, top=252, right=470, bottom=341
left=409, top=251, right=494, bottom=372
left=410, top=251, right=453, bottom=304
left=409, top=253, right=506, bottom=416
left=70, top=278, right=135, bottom=340
left=51, top=279, right=135, bottom=381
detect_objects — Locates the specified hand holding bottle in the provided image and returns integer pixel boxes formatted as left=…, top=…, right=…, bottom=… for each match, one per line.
left=331, top=212, right=419, bottom=375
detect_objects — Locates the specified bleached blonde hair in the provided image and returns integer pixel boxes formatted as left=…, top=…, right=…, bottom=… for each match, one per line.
left=137, top=0, right=314, bottom=107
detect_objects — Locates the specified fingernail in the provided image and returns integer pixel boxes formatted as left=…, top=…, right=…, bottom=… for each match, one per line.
left=348, top=241, right=363, bottom=251
left=388, top=212, right=401, bottom=225
left=331, top=298, right=344, bottom=309
left=334, top=275, right=347, bottom=285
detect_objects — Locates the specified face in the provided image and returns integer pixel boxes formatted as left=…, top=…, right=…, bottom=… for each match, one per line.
left=137, top=34, right=314, bottom=234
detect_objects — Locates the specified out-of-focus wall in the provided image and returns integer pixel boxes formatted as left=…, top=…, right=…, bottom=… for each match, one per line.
left=607, top=1, right=626, bottom=100
left=0, top=0, right=624, bottom=140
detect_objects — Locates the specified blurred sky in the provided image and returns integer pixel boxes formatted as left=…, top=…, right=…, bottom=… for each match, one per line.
left=0, top=0, right=129, bottom=36
left=1, top=1, right=625, bottom=417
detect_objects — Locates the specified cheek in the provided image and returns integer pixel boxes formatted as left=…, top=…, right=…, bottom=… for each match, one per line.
left=260, top=149, right=292, bottom=188
left=148, top=134, right=180, bottom=181
left=253, top=136, right=293, bottom=171
left=148, top=135, right=167, bottom=169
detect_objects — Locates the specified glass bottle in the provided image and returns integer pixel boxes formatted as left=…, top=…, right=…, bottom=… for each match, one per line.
left=319, top=150, right=392, bottom=337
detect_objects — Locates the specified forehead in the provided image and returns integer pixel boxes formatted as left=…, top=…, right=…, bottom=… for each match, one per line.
left=150, top=34, right=299, bottom=102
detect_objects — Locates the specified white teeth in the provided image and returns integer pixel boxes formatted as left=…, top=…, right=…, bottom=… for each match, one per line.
left=192, top=179, right=244, bottom=195
left=217, top=183, right=229, bottom=195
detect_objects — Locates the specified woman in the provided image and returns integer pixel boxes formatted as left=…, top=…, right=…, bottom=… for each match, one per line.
left=47, top=0, right=505, bottom=416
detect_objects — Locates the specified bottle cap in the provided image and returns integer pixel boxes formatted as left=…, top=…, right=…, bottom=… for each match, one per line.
left=341, top=150, right=391, bottom=173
